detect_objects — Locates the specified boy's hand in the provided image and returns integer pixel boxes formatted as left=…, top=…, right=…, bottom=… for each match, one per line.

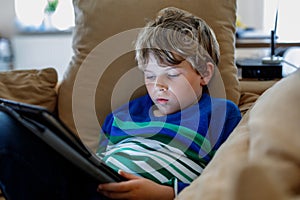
left=97, top=170, right=175, bottom=200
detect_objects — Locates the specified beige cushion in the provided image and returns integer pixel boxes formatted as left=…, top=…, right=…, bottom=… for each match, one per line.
left=58, top=0, right=239, bottom=151
left=227, top=163, right=285, bottom=200
left=246, top=69, right=300, bottom=198
left=0, top=68, right=58, bottom=112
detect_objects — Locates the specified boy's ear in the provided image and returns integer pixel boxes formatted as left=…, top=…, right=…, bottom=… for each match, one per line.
left=200, top=62, right=214, bottom=86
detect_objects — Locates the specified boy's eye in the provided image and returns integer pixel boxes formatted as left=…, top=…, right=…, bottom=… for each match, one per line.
left=168, top=73, right=180, bottom=78
left=167, top=68, right=181, bottom=78
left=145, top=74, right=155, bottom=80
left=146, top=76, right=155, bottom=79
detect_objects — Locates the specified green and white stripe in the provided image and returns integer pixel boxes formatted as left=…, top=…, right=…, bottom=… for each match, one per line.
left=100, top=137, right=204, bottom=184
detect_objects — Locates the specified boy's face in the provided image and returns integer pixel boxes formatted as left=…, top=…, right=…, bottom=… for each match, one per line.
left=144, top=54, right=204, bottom=116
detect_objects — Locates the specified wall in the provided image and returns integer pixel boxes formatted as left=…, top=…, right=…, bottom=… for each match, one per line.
left=1, top=0, right=265, bottom=39
left=0, top=0, right=263, bottom=79
left=0, top=0, right=73, bottom=80
left=237, top=0, right=264, bottom=29
left=12, top=34, right=73, bottom=81
left=0, top=0, right=16, bottom=38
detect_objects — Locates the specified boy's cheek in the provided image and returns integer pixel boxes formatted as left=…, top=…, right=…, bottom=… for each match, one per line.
left=145, top=83, right=154, bottom=92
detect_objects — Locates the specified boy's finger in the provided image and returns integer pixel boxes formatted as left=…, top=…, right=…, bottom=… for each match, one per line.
left=118, top=170, right=140, bottom=180
left=98, top=182, right=128, bottom=192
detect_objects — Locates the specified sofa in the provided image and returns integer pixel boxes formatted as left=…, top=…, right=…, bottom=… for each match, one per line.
left=1, top=0, right=300, bottom=199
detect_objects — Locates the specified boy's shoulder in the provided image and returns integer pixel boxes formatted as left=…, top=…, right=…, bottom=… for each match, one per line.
left=203, top=94, right=240, bottom=116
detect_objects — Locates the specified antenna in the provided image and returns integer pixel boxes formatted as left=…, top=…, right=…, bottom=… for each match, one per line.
left=262, top=3, right=283, bottom=64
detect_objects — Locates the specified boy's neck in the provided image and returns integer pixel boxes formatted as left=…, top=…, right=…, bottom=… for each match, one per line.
left=153, top=108, right=164, bottom=117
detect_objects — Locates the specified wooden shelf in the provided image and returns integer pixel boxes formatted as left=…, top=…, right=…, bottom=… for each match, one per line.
left=236, top=39, right=300, bottom=48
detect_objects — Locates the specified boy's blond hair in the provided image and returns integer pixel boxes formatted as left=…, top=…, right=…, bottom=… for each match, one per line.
left=135, top=7, right=220, bottom=77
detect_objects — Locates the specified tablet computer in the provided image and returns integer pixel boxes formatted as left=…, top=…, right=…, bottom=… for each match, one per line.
left=0, top=98, right=126, bottom=183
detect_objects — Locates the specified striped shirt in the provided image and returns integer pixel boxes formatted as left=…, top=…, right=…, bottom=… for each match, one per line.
left=97, top=93, right=241, bottom=193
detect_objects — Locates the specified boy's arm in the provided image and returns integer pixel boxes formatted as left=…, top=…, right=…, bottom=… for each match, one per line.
left=177, top=182, right=189, bottom=194
left=97, top=113, right=114, bottom=154
left=164, top=178, right=189, bottom=195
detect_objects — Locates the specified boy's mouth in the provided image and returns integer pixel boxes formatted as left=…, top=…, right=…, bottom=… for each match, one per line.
left=156, top=98, right=169, bottom=104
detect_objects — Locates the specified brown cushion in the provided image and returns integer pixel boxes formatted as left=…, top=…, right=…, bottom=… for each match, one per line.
left=0, top=68, right=58, bottom=112
left=238, top=80, right=278, bottom=115
left=58, top=0, right=240, bottom=151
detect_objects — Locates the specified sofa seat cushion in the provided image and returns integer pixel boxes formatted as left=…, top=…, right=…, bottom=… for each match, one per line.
left=0, top=68, right=58, bottom=112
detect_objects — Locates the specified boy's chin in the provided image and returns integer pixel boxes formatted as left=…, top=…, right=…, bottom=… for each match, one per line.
left=153, top=109, right=166, bottom=117
left=153, top=106, right=179, bottom=117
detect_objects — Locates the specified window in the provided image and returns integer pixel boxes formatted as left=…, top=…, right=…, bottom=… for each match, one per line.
left=15, top=0, right=75, bottom=32
left=237, top=0, right=300, bottom=42
left=263, top=0, right=300, bottom=42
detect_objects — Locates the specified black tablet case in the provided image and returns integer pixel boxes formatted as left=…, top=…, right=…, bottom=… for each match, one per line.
left=0, top=98, right=126, bottom=183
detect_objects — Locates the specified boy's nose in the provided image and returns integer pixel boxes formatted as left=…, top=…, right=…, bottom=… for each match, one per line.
left=156, top=84, right=167, bottom=91
left=154, top=77, right=168, bottom=91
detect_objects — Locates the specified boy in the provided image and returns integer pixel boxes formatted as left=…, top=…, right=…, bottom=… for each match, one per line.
left=0, top=7, right=240, bottom=200
left=96, top=7, right=241, bottom=199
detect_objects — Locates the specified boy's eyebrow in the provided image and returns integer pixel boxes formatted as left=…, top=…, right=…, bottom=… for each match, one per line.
left=143, top=69, right=152, bottom=73
left=144, top=65, right=180, bottom=72
left=143, top=67, right=180, bottom=74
